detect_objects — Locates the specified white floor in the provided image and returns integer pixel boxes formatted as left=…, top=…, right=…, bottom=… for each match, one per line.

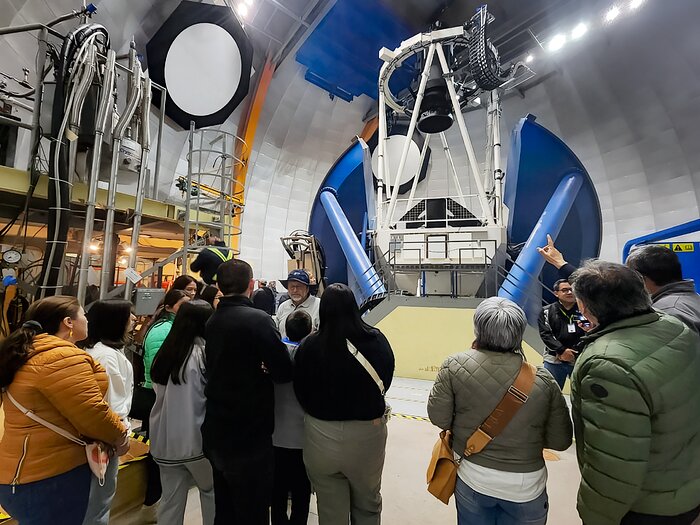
left=129, top=378, right=583, bottom=525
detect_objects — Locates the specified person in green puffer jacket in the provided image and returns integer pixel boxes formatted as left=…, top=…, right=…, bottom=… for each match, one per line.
left=570, top=261, right=700, bottom=525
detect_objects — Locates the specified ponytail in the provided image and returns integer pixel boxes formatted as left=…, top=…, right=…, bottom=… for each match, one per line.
left=0, top=321, right=44, bottom=388
left=0, top=295, right=79, bottom=389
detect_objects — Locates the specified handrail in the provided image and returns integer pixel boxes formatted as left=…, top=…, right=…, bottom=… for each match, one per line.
left=622, top=218, right=700, bottom=262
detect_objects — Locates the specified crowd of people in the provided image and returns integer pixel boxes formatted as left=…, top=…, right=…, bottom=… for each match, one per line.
left=0, top=262, right=394, bottom=525
left=1, top=238, right=700, bottom=525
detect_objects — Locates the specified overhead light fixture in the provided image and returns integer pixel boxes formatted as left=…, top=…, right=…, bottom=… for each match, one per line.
left=629, top=0, right=644, bottom=8
left=605, top=6, right=621, bottom=22
left=571, top=23, right=589, bottom=39
left=548, top=34, right=567, bottom=52
left=417, top=61, right=453, bottom=134
left=124, top=246, right=133, bottom=253
left=89, top=243, right=98, bottom=252
left=525, top=54, right=534, bottom=63
left=237, top=3, right=249, bottom=17
left=118, top=257, right=128, bottom=266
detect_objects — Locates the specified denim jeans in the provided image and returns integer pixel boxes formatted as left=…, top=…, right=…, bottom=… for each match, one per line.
left=0, top=464, right=91, bottom=525
left=455, top=477, right=548, bottom=525
left=543, top=361, right=575, bottom=390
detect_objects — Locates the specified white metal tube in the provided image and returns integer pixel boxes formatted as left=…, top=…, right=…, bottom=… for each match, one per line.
left=78, top=49, right=116, bottom=305
left=100, top=58, right=142, bottom=298
left=406, top=133, right=431, bottom=211
left=384, top=42, right=435, bottom=228
left=376, top=90, right=387, bottom=226
left=491, top=90, right=504, bottom=226
left=125, top=77, right=152, bottom=299
left=182, top=121, right=195, bottom=273
left=439, top=132, right=468, bottom=209
left=435, top=43, right=494, bottom=225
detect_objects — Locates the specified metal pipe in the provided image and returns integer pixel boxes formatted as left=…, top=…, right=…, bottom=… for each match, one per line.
left=435, top=43, right=494, bottom=226
left=439, top=132, right=468, bottom=209
left=78, top=49, right=116, bottom=305
left=0, top=9, right=81, bottom=36
left=219, top=139, right=228, bottom=245
left=320, top=188, right=385, bottom=305
left=406, top=133, right=431, bottom=211
left=27, top=26, right=48, bottom=171
left=182, top=121, right=195, bottom=273
left=152, top=82, right=166, bottom=199
left=491, top=90, right=504, bottom=226
left=124, top=77, right=152, bottom=299
left=621, top=218, right=700, bottom=262
left=384, top=43, right=435, bottom=228
left=0, top=95, right=34, bottom=112
left=100, top=56, right=142, bottom=299
left=67, top=45, right=96, bottom=183
left=376, top=90, right=387, bottom=226
left=498, top=172, right=583, bottom=317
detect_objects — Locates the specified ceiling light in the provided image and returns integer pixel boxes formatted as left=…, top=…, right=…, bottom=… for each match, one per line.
left=118, top=257, right=127, bottom=266
left=629, top=0, right=644, bottom=8
left=548, top=34, right=567, bottom=52
left=571, top=23, right=588, bottom=39
left=89, top=243, right=98, bottom=252
left=237, top=3, right=249, bottom=17
left=525, top=54, right=534, bottom=63
left=605, top=6, right=621, bottom=22
left=124, top=246, right=133, bottom=253
left=473, top=97, right=481, bottom=105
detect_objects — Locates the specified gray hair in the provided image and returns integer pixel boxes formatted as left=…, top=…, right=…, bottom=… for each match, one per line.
left=473, top=297, right=527, bottom=353
left=571, top=260, right=652, bottom=327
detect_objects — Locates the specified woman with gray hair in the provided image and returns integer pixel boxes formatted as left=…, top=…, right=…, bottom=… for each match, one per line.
left=428, top=297, right=572, bottom=525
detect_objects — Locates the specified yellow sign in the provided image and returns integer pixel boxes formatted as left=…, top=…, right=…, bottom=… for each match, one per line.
left=654, top=243, right=695, bottom=252
left=672, top=243, right=695, bottom=252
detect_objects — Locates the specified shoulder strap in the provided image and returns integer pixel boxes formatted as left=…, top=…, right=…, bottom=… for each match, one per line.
left=347, top=340, right=385, bottom=395
left=4, top=390, right=86, bottom=446
left=463, top=360, right=536, bottom=456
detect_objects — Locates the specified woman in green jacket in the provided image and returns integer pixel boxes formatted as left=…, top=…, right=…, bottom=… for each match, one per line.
left=144, top=289, right=190, bottom=389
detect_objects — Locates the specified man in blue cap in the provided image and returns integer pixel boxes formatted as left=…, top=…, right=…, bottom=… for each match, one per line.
left=276, top=269, right=320, bottom=339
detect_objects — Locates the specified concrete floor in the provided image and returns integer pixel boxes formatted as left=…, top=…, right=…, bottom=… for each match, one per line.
left=149, top=378, right=581, bottom=525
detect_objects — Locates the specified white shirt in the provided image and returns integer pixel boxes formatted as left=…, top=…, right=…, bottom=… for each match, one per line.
left=86, top=341, right=134, bottom=430
left=458, top=459, right=547, bottom=503
left=276, top=295, right=320, bottom=339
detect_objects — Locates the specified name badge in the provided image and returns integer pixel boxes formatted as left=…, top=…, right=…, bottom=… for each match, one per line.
left=567, top=323, right=576, bottom=333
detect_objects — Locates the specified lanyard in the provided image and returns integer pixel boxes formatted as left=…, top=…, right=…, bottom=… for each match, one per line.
left=559, top=307, right=576, bottom=324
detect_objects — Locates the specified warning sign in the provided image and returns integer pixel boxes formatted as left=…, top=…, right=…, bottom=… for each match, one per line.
left=672, top=243, right=695, bottom=252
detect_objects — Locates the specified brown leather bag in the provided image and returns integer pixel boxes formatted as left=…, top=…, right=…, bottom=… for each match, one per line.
left=426, top=360, right=537, bottom=504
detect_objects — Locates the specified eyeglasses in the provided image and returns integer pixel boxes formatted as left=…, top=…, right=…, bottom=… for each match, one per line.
left=558, top=288, right=574, bottom=294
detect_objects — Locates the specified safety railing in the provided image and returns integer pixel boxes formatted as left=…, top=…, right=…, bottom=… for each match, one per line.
left=380, top=195, right=490, bottom=228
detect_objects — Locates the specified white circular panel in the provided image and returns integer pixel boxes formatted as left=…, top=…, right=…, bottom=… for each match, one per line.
left=371, top=134, right=422, bottom=188
left=165, top=23, right=242, bottom=116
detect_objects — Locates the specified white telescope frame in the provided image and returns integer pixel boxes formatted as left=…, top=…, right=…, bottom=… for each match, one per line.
left=377, top=27, right=497, bottom=229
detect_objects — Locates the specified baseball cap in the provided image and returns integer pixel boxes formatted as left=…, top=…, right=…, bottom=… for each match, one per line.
left=282, top=269, right=311, bottom=287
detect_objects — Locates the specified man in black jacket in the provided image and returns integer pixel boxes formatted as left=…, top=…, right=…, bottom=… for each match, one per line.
left=202, top=259, right=293, bottom=524
left=190, top=236, right=233, bottom=284
left=538, top=279, right=586, bottom=389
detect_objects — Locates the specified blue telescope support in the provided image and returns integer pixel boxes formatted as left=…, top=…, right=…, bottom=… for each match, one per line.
left=319, top=187, right=386, bottom=306
left=622, top=218, right=700, bottom=262
left=499, top=172, right=584, bottom=317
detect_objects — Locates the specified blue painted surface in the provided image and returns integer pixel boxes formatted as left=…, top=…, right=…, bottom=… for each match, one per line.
left=499, top=173, right=584, bottom=320
left=320, top=189, right=386, bottom=305
left=622, top=218, right=700, bottom=262
left=503, top=115, right=602, bottom=323
left=296, top=0, right=416, bottom=100
left=308, top=140, right=369, bottom=287
left=648, top=242, right=700, bottom=293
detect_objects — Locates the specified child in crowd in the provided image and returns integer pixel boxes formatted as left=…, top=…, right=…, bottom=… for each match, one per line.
left=271, top=310, right=313, bottom=525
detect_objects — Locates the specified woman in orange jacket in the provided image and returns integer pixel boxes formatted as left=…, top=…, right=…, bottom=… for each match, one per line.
left=0, top=296, right=129, bottom=525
